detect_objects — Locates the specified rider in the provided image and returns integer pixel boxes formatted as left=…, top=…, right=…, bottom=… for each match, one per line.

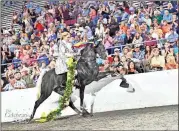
left=55, top=32, right=75, bottom=74
left=55, top=31, right=80, bottom=87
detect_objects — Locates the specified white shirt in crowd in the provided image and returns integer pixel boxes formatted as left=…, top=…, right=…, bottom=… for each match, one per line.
left=128, top=14, right=137, bottom=23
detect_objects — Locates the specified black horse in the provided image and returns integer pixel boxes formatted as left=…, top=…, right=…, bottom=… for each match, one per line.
left=75, top=41, right=131, bottom=115
left=28, top=41, right=129, bottom=122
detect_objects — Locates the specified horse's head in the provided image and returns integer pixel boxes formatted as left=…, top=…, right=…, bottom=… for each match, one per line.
left=94, top=39, right=107, bottom=60
left=79, top=39, right=107, bottom=61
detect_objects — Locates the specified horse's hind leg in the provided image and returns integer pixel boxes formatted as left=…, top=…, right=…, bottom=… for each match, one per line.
left=95, top=72, right=110, bottom=81
left=119, top=76, right=129, bottom=88
left=28, top=87, right=52, bottom=122
left=29, top=95, right=48, bottom=122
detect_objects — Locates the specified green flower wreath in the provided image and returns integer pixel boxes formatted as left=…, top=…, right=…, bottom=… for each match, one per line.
left=37, top=57, right=77, bottom=123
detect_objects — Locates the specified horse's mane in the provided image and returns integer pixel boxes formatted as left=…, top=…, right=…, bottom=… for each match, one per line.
left=80, top=43, right=94, bottom=56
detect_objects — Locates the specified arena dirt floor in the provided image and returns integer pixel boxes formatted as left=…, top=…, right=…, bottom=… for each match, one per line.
left=1, top=105, right=178, bottom=130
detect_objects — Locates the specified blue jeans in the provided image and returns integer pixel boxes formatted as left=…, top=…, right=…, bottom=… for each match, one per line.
left=115, top=17, right=122, bottom=24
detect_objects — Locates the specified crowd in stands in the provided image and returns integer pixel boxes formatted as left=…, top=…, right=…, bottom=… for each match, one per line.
left=1, top=1, right=178, bottom=92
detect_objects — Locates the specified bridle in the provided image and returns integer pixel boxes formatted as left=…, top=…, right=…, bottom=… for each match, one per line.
left=75, top=40, right=106, bottom=63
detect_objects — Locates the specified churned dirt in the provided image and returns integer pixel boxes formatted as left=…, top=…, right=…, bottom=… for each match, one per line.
left=1, top=105, right=178, bottom=130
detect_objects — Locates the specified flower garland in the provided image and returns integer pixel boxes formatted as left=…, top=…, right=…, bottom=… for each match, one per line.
left=37, top=57, right=76, bottom=123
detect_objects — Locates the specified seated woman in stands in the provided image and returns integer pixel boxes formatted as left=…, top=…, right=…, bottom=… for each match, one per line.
left=164, top=54, right=178, bottom=70
left=150, top=48, right=165, bottom=71
left=109, top=55, right=121, bottom=72
left=161, top=43, right=175, bottom=57
left=120, top=56, right=128, bottom=69
left=127, top=61, right=139, bottom=74
left=145, top=45, right=152, bottom=60
left=119, top=67, right=128, bottom=75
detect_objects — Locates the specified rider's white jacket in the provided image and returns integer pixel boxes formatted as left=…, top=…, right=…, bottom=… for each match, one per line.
left=55, top=40, right=75, bottom=75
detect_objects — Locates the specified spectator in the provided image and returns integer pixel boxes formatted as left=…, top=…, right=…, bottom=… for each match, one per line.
left=110, top=55, right=121, bottom=72
left=133, top=44, right=145, bottom=61
left=119, top=67, right=128, bottom=75
left=14, top=71, right=27, bottom=89
left=145, top=45, right=152, bottom=60
left=34, top=20, right=44, bottom=32
left=161, top=20, right=171, bottom=35
left=12, top=51, right=21, bottom=69
left=142, top=14, right=152, bottom=27
left=165, top=28, right=178, bottom=46
left=104, top=33, right=113, bottom=54
left=132, top=33, right=143, bottom=46
left=165, top=54, right=178, bottom=70
left=120, top=56, right=128, bottom=69
left=152, top=10, right=162, bottom=24
left=125, top=29, right=134, bottom=44
left=2, top=74, right=16, bottom=91
left=144, top=33, right=157, bottom=47
left=150, top=48, right=165, bottom=70
left=113, top=30, right=125, bottom=47
left=167, top=3, right=177, bottom=14
left=127, top=61, right=139, bottom=74
left=113, top=48, right=121, bottom=57
left=119, top=22, right=128, bottom=34
left=5, top=63, right=15, bottom=80
left=163, top=10, right=172, bottom=23
left=21, top=69, right=35, bottom=88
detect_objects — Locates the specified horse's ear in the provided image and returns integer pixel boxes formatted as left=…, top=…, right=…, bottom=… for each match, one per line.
left=80, top=48, right=84, bottom=54
left=94, top=41, right=98, bottom=47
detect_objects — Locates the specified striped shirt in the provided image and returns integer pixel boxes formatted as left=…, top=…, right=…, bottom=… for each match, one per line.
left=14, top=80, right=27, bottom=89
left=3, top=84, right=14, bottom=91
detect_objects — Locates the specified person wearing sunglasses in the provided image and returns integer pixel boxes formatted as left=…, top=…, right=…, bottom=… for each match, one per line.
left=2, top=74, right=16, bottom=91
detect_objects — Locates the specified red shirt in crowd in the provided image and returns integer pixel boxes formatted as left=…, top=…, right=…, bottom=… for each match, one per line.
left=35, top=22, right=44, bottom=31
left=124, top=7, right=130, bottom=14
left=145, top=38, right=157, bottom=47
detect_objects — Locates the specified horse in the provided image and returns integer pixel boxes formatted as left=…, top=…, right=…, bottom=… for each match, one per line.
left=28, top=40, right=130, bottom=122
left=75, top=41, right=132, bottom=116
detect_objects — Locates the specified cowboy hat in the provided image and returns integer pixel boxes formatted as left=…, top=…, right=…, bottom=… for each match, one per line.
left=114, top=48, right=120, bottom=52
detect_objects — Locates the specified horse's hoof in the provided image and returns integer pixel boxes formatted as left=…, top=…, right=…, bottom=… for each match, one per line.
left=26, top=119, right=31, bottom=124
left=80, top=109, right=91, bottom=117
left=90, top=113, right=93, bottom=117
left=26, top=116, right=33, bottom=124
left=127, top=87, right=135, bottom=93
left=120, top=81, right=129, bottom=88
left=80, top=113, right=83, bottom=116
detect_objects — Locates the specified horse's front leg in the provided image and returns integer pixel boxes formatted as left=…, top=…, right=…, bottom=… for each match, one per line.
left=79, top=85, right=91, bottom=117
left=119, top=75, right=135, bottom=93
left=95, top=72, right=111, bottom=81
left=79, top=86, right=85, bottom=114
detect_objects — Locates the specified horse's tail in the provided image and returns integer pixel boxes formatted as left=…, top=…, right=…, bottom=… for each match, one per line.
left=36, top=70, right=47, bottom=99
